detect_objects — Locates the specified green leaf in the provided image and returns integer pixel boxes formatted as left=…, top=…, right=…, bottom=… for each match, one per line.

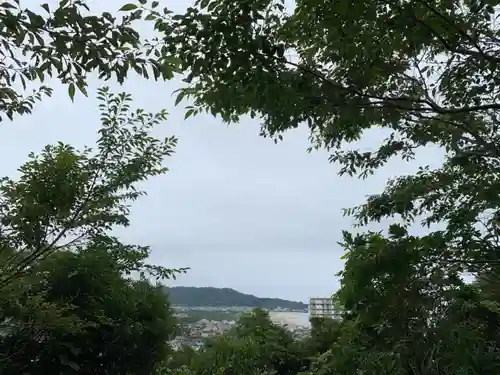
left=0, top=0, right=182, bottom=122
left=1, top=2, right=16, bottom=9
left=68, top=82, right=75, bottom=102
left=175, top=91, right=185, bottom=106
left=76, top=81, right=88, bottom=97
left=153, top=3, right=500, bottom=373
left=184, top=109, right=194, bottom=119
left=119, top=3, right=138, bottom=11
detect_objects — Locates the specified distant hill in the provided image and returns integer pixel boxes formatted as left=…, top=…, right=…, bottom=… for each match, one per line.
left=164, top=286, right=308, bottom=310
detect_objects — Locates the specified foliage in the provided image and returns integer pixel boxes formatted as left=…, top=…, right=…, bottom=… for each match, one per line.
left=131, top=0, right=500, bottom=374
left=173, top=308, right=307, bottom=375
left=164, top=344, right=198, bottom=371
left=143, top=0, right=500, bottom=166
left=0, top=86, right=186, bottom=291
left=305, top=317, right=341, bottom=356
left=0, top=246, right=178, bottom=375
left=0, top=0, right=180, bottom=121
left=5, top=0, right=500, bottom=373
left=0, top=87, right=185, bottom=374
left=166, top=286, right=307, bottom=309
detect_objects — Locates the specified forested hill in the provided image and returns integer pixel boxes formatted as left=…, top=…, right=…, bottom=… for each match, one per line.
left=164, top=287, right=308, bottom=310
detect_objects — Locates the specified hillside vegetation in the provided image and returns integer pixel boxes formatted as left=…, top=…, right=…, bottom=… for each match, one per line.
left=165, top=287, right=308, bottom=310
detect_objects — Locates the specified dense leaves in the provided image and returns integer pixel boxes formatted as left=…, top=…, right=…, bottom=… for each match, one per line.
left=4, top=0, right=500, bottom=374
left=0, top=87, right=185, bottom=374
left=306, top=318, right=341, bottom=356
left=146, top=0, right=500, bottom=169
left=131, top=0, right=500, bottom=374
left=0, top=0, right=181, bottom=121
left=163, top=308, right=310, bottom=375
left=0, top=246, right=178, bottom=375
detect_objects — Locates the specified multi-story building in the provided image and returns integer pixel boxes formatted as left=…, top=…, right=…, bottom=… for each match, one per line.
left=308, top=297, right=341, bottom=319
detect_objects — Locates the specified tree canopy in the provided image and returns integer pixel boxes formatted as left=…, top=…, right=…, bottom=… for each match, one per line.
left=0, top=87, right=186, bottom=291
left=0, top=1, right=187, bottom=374
left=167, top=309, right=307, bottom=375
left=0, top=0, right=180, bottom=121
left=0, top=87, right=185, bottom=374
left=0, top=1, right=189, bottom=373
left=127, top=0, right=500, bottom=373
left=3, top=0, right=500, bottom=374
left=1, top=246, right=178, bottom=375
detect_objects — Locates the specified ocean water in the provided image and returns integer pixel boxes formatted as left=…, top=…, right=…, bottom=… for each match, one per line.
left=269, top=311, right=310, bottom=328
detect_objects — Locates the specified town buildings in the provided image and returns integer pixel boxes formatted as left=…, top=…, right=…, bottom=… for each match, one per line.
left=308, top=297, right=341, bottom=319
left=170, top=315, right=310, bottom=350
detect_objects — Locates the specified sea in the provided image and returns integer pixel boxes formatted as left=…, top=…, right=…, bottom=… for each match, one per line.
left=268, top=311, right=310, bottom=328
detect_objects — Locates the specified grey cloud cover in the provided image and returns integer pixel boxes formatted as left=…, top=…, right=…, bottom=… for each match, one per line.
left=2, top=0, right=444, bottom=302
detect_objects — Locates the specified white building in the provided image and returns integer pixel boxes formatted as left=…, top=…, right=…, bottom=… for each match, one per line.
left=308, top=297, right=341, bottom=319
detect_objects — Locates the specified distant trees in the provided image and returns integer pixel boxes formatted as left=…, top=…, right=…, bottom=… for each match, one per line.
left=158, top=308, right=346, bottom=375
left=166, top=287, right=307, bottom=310
left=165, top=308, right=308, bottom=375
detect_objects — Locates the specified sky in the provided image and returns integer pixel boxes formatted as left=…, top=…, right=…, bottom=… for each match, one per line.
left=1, top=0, right=445, bottom=302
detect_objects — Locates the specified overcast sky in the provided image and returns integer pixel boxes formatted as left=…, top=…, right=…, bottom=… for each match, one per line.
left=2, top=0, right=444, bottom=302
